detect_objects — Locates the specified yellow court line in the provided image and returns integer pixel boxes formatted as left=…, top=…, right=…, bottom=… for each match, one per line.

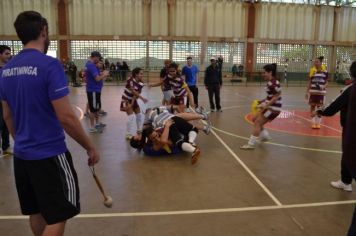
left=1, top=200, right=356, bottom=220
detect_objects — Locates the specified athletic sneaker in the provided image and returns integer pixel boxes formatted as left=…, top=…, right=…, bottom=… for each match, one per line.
left=240, top=144, right=255, bottom=150
left=330, top=180, right=352, bottom=192
left=2, top=148, right=13, bottom=155
left=217, top=109, right=223, bottom=112
left=95, top=123, right=107, bottom=129
left=191, top=147, right=201, bottom=165
left=260, top=136, right=271, bottom=142
left=89, top=128, right=99, bottom=133
left=315, top=124, right=321, bottom=129
left=99, top=111, right=108, bottom=116
left=203, top=121, right=212, bottom=135
left=311, top=124, right=317, bottom=129
left=198, top=108, right=209, bottom=120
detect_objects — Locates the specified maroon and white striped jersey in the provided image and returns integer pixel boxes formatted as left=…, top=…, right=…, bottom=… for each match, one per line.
left=162, top=76, right=171, bottom=91
left=265, top=78, right=282, bottom=111
left=122, top=77, right=144, bottom=101
left=168, top=76, right=187, bottom=98
left=309, top=71, right=328, bottom=95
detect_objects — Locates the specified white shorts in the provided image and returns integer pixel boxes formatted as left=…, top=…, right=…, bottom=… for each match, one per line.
left=163, top=90, right=173, bottom=102
left=137, top=98, right=147, bottom=113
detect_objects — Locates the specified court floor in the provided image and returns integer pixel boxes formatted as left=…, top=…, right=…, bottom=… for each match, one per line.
left=0, top=84, right=355, bottom=236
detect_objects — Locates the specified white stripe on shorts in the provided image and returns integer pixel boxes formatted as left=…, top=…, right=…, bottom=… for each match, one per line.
left=93, top=92, right=97, bottom=109
left=58, top=154, right=76, bottom=207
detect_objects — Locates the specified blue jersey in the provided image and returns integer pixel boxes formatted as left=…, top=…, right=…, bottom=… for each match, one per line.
left=85, top=60, right=101, bottom=92
left=182, top=65, right=199, bottom=86
left=0, top=49, right=69, bottom=160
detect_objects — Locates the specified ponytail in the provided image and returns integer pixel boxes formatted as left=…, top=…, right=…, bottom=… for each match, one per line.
left=263, top=63, right=277, bottom=77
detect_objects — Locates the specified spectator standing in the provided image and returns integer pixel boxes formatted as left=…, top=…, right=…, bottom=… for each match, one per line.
left=182, top=56, right=199, bottom=110
left=204, top=57, right=223, bottom=112
left=121, top=61, right=130, bottom=81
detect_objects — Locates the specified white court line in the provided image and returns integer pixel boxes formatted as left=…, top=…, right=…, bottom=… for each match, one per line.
left=209, top=127, right=282, bottom=206
left=75, top=105, right=84, bottom=120
left=195, top=106, right=281, bottom=205
left=1, top=200, right=356, bottom=220
left=213, top=127, right=341, bottom=154
left=289, top=111, right=342, bottom=133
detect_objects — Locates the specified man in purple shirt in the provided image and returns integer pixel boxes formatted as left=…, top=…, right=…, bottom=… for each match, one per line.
left=0, top=45, right=12, bottom=156
left=85, top=51, right=109, bottom=133
left=0, top=11, right=100, bottom=236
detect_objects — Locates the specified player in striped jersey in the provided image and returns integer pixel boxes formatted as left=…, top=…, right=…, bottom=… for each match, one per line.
left=305, top=56, right=328, bottom=129
left=148, top=59, right=173, bottom=105
left=120, top=67, right=148, bottom=139
left=167, top=63, right=195, bottom=112
left=241, top=63, right=282, bottom=150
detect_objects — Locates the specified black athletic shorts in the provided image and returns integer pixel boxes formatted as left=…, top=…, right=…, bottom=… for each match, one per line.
left=169, top=116, right=197, bottom=147
left=14, top=151, right=80, bottom=225
left=87, top=91, right=101, bottom=113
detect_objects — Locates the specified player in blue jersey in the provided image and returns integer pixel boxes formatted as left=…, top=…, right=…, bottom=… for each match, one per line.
left=0, top=11, right=100, bottom=236
left=0, top=45, right=12, bottom=156
left=182, top=56, right=200, bottom=110
left=85, top=51, right=110, bottom=133
left=84, top=51, right=109, bottom=133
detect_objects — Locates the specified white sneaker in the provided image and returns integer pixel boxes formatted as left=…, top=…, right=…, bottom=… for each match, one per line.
left=240, top=144, right=255, bottom=150
left=203, top=121, right=212, bottom=135
left=89, top=128, right=99, bottom=133
left=330, top=180, right=352, bottom=192
left=260, top=136, right=271, bottom=142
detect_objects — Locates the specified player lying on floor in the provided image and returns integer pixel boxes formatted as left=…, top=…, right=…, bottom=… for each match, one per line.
left=130, top=107, right=211, bottom=164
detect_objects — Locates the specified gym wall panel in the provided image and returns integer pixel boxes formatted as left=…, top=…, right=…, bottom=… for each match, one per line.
left=172, top=0, right=246, bottom=38
left=68, top=0, right=144, bottom=36
left=0, top=0, right=57, bottom=36
left=151, top=0, right=168, bottom=36
left=255, top=3, right=315, bottom=41
left=335, top=7, right=356, bottom=42
left=318, top=6, right=334, bottom=41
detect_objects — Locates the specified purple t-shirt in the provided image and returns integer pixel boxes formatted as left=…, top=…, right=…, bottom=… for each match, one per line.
left=0, top=48, right=68, bottom=160
left=85, top=60, right=102, bottom=92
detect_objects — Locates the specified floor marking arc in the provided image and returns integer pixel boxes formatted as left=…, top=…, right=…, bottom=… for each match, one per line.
left=75, top=105, right=84, bottom=120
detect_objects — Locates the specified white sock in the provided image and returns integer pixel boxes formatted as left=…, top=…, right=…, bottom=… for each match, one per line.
left=127, top=114, right=136, bottom=135
left=260, top=129, right=270, bottom=138
left=311, top=116, right=316, bottom=125
left=188, top=131, right=198, bottom=144
left=248, top=135, right=258, bottom=146
left=181, top=142, right=195, bottom=153
left=135, top=113, right=145, bottom=133
left=316, top=116, right=321, bottom=125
